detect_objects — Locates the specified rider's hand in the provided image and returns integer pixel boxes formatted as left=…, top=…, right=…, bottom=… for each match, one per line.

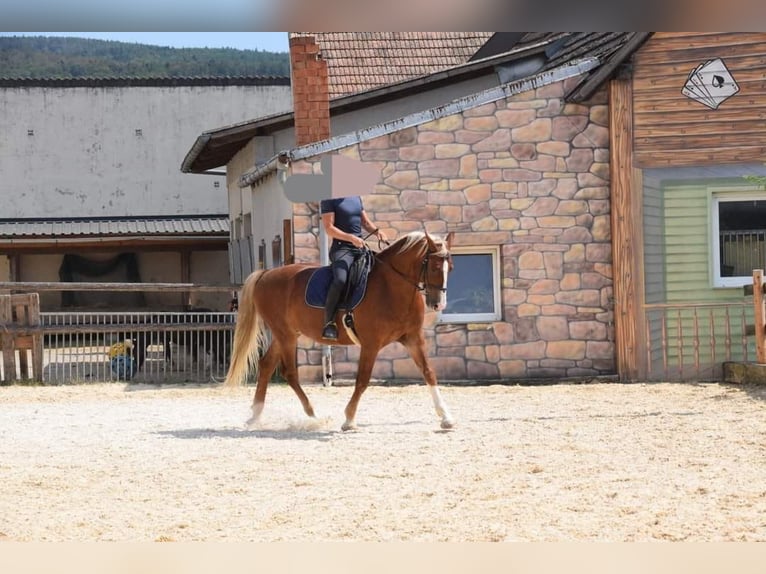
left=354, top=236, right=366, bottom=249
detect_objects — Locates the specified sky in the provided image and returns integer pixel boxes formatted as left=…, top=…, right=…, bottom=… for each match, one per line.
left=0, top=32, right=290, bottom=52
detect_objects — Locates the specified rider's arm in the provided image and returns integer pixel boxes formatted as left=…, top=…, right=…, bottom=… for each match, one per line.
left=360, top=210, right=384, bottom=240
left=322, top=212, right=365, bottom=248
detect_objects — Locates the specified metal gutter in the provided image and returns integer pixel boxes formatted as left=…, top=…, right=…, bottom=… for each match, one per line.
left=238, top=57, right=601, bottom=188
left=182, top=38, right=559, bottom=174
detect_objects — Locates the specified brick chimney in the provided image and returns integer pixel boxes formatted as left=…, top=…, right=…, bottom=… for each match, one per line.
left=289, top=35, right=331, bottom=146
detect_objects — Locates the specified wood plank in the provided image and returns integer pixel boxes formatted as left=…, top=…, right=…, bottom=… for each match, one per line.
left=13, top=297, right=30, bottom=377
left=28, top=292, right=43, bottom=381
left=634, top=65, right=766, bottom=90
left=637, top=119, right=766, bottom=139
left=283, top=218, right=293, bottom=265
left=0, top=296, right=15, bottom=382
left=636, top=132, right=766, bottom=150
left=635, top=145, right=766, bottom=168
left=609, top=78, right=644, bottom=381
left=638, top=45, right=766, bottom=62
left=754, top=270, right=766, bottom=363
left=634, top=80, right=766, bottom=101
left=0, top=282, right=238, bottom=292
left=635, top=106, right=766, bottom=125
left=634, top=93, right=766, bottom=114
left=636, top=33, right=766, bottom=60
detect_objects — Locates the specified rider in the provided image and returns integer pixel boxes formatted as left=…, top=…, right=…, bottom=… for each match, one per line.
left=320, top=195, right=384, bottom=341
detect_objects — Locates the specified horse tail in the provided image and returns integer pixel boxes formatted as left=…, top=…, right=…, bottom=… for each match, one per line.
left=224, top=270, right=268, bottom=387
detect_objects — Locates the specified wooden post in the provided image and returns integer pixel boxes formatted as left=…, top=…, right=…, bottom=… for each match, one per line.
left=29, top=293, right=43, bottom=379
left=180, top=250, right=191, bottom=308
left=753, top=270, right=766, bottom=364
left=0, top=293, right=42, bottom=382
left=283, top=219, right=293, bottom=265
left=0, top=295, right=14, bottom=380
left=609, top=77, right=647, bottom=380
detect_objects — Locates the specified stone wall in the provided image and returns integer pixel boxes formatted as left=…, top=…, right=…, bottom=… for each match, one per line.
left=293, top=77, right=614, bottom=382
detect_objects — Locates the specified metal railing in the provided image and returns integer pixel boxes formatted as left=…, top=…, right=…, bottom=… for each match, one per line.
left=40, top=310, right=236, bottom=384
left=720, top=230, right=766, bottom=277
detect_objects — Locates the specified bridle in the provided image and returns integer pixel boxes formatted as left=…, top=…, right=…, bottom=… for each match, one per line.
left=369, top=239, right=452, bottom=295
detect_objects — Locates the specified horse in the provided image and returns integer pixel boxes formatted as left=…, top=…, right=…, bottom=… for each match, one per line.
left=224, top=230, right=456, bottom=431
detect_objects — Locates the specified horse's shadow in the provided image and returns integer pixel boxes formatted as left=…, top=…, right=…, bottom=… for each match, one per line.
left=156, top=428, right=336, bottom=442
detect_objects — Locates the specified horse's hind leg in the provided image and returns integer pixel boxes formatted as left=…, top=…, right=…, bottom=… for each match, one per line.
left=280, top=336, right=316, bottom=419
left=246, top=343, right=280, bottom=429
left=401, top=332, right=455, bottom=429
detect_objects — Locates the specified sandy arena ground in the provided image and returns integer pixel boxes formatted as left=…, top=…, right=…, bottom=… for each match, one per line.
left=0, top=380, right=764, bottom=542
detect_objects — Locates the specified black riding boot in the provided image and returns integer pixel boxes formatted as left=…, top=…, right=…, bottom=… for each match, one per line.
left=322, top=281, right=344, bottom=340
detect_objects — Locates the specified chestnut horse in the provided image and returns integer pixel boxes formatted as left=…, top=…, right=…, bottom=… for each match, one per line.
left=224, top=230, right=456, bottom=431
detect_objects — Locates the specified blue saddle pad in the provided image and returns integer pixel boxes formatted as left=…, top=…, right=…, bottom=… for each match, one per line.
left=305, top=257, right=371, bottom=310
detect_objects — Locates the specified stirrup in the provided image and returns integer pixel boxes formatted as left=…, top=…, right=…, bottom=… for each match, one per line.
left=322, top=321, right=338, bottom=341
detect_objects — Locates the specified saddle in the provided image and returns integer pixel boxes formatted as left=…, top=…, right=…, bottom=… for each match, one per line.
left=305, top=249, right=374, bottom=311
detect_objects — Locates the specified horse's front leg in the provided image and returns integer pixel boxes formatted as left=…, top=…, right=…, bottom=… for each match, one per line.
left=401, top=333, right=455, bottom=429
left=342, top=345, right=379, bottom=431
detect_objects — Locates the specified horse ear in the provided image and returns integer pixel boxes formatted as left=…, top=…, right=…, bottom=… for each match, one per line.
left=425, top=231, right=440, bottom=253
left=445, top=232, right=454, bottom=249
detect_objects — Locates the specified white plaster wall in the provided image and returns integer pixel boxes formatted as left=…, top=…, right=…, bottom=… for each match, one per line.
left=0, top=83, right=292, bottom=218
left=250, top=173, right=293, bottom=269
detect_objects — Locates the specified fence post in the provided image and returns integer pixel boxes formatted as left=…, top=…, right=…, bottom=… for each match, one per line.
left=0, top=292, right=42, bottom=382
left=754, top=270, right=766, bottom=364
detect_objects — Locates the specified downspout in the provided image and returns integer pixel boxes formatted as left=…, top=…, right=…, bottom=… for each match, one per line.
left=276, top=156, right=333, bottom=386
left=319, top=221, right=333, bottom=387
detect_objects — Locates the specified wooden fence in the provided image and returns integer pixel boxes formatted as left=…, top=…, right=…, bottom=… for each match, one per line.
left=0, top=293, right=43, bottom=382
left=0, top=283, right=239, bottom=384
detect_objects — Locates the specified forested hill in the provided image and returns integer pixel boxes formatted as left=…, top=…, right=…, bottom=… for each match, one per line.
left=0, top=35, right=291, bottom=78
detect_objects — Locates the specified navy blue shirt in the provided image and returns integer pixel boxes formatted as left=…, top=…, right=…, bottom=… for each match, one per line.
left=320, top=196, right=364, bottom=249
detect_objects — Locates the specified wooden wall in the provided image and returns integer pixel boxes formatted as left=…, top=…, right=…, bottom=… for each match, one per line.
left=633, top=32, right=766, bottom=167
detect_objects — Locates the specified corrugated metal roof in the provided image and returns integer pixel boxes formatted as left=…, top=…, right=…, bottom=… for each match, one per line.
left=0, top=76, right=290, bottom=88
left=0, top=216, right=229, bottom=238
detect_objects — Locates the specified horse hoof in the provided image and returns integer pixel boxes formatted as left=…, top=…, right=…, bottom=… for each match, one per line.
left=244, top=417, right=260, bottom=430
left=341, top=421, right=357, bottom=432
left=440, top=419, right=455, bottom=430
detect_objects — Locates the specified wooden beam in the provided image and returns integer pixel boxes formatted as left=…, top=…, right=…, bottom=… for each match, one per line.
left=283, top=219, right=293, bottom=265
left=0, top=282, right=238, bottom=292
left=566, top=33, right=653, bottom=103
left=610, top=77, right=647, bottom=381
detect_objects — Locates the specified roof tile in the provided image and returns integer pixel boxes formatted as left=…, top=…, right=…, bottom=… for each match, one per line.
left=289, top=32, right=494, bottom=98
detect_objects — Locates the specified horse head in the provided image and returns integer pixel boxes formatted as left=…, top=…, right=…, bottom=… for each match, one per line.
left=422, top=231, right=454, bottom=311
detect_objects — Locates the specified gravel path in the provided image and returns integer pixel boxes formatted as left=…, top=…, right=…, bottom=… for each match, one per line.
left=1, top=381, right=764, bottom=541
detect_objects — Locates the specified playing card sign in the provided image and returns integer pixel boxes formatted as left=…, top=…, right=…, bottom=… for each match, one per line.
left=682, top=58, right=739, bottom=110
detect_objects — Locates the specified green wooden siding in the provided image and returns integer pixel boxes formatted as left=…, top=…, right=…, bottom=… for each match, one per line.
left=663, top=183, right=747, bottom=304
left=641, top=180, right=756, bottom=379
left=643, top=178, right=665, bottom=305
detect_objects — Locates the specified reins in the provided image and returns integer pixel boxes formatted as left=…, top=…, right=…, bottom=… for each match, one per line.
left=364, top=236, right=447, bottom=295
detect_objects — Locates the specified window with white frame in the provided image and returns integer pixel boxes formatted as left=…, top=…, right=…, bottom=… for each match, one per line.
left=712, top=192, right=766, bottom=287
left=439, top=246, right=501, bottom=323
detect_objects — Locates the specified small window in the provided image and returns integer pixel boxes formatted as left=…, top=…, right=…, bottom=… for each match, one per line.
left=439, top=246, right=501, bottom=323
left=712, top=193, right=766, bottom=287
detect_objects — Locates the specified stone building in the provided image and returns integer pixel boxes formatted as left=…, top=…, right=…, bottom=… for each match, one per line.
left=184, top=33, right=648, bottom=382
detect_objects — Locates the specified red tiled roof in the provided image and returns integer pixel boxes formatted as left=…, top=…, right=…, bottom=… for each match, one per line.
left=289, top=32, right=494, bottom=98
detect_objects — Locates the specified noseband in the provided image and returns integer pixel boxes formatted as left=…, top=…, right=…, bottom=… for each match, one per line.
left=418, top=253, right=451, bottom=294
left=376, top=248, right=451, bottom=295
